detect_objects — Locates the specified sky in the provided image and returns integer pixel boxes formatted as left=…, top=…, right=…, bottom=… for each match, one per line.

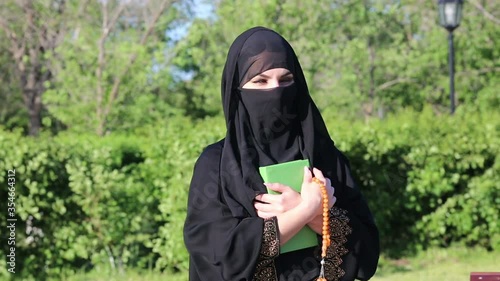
left=164, top=0, right=215, bottom=80
left=167, top=0, right=215, bottom=42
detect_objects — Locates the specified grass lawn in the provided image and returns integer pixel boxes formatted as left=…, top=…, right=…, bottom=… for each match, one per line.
left=67, top=246, right=498, bottom=281
left=372, top=246, right=499, bottom=281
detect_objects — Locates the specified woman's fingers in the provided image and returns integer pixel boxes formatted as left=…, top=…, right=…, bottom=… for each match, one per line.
left=255, top=193, right=272, bottom=204
left=310, top=168, right=337, bottom=210
left=256, top=210, right=273, bottom=219
left=254, top=201, right=283, bottom=213
left=303, top=166, right=312, bottom=184
left=322, top=176, right=334, bottom=197
left=264, top=183, right=294, bottom=194
left=312, top=168, right=335, bottom=195
left=253, top=201, right=288, bottom=217
left=256, top=193, right=279, bottom=204
left=255, top=193, right=264, bottom=202
left=330, top=195, right=337, bottom=208
left=258, top=183, right=297, bottom=204
left=254, top=182, right=302, bottom=215
left=312, top=167, right=326, bottom=184
left=299, top=167, right=322, bottom=214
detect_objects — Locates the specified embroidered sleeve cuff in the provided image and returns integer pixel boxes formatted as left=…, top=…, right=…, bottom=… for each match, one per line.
left=324, top=206, right=352, bottom=281
left=253, top=216, right=279, bottom=280
left=261, top=216, right=280, bottom=258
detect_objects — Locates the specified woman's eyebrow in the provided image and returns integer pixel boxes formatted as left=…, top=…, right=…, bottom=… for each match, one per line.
left=255, top=74, right=271, bottom=79
left=254, top=71, right=293, bottom=79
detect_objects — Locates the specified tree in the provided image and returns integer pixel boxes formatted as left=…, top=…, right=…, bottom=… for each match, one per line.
left=44, top=0, right=191, bottom=135
left=0, top=38, right=25, bottom=131
left=173, top=0, right=499, bottom=121
left=0, top=0, right=191, bottom=136
left=0, top=0, right=82, bottom=136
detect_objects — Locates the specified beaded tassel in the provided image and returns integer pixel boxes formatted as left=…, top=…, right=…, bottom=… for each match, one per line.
left=313, top=177, right=330, bottom=281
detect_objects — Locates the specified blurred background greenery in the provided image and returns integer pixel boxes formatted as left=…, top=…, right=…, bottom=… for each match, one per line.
left=0, top=0, right=498, bottom=280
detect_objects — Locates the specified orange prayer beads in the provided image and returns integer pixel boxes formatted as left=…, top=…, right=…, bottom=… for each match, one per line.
left=312, top=177, right=330, bottom=281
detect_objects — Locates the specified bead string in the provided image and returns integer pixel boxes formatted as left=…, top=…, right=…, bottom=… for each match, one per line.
left=312, top=177, right=330, bottom=281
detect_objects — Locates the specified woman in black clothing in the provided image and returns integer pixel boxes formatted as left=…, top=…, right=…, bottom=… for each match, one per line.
left=183, top=26, right=379, bottom=281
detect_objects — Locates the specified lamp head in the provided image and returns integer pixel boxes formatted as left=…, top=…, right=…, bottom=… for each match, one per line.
left=438, top=0, right=464, bottom=31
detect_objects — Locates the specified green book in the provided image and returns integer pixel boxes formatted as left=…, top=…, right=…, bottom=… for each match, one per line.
left=259, top=159, right=319, bottom=254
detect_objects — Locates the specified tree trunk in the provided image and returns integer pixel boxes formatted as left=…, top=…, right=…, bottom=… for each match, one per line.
left=20, top=46, right=48, bottom=136
left=0, top=0, right=68, bottom=136
left=23, top=89, right=42, bottom=136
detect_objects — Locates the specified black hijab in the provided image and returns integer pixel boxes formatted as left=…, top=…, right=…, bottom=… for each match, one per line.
left=220, top=26, right=341, bottom=217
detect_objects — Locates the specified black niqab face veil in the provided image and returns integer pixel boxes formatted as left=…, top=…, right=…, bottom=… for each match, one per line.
left=220, top=27, right=338, bottom=217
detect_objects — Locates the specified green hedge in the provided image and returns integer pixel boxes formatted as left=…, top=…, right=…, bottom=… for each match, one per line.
left=0, top=117, right=225, bottom=280
left=328, top=107, right=499, bottom=255
left=0, top=109, right=498, bottom=280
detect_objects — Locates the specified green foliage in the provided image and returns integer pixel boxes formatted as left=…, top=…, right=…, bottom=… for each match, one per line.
left=1, top=107, right=498, bottom=279
left=1, top=0, right=498, bottom=134
left=0, top=117, right=224, bottom=280
left=329, top=106, right=500, bottom=255
left=173, top=0, right=499, bottom=121
left=0, top=49, right=26, bottom=132
left=42, top=0, right=189, bottom=135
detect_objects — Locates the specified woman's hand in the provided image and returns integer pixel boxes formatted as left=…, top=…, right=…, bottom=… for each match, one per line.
left=254, top=183, right=301, bottom=219
left=298, top=167, right=323, bottom=217
left=310, top=168, right=336, bottom=215
left=253, top=167, right=336, bottom=220
left=305, top=167, right=337, bottom=234
left=299, top=167, right=336, bottom=219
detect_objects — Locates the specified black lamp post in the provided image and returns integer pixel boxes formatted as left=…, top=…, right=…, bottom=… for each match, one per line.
left=438, top=0, right=463, bottom=114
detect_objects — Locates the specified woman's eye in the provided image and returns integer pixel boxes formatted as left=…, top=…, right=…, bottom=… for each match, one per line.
left=252, top=79, right=267, bottom=84
left=280, top=77, right=294, bottom=84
